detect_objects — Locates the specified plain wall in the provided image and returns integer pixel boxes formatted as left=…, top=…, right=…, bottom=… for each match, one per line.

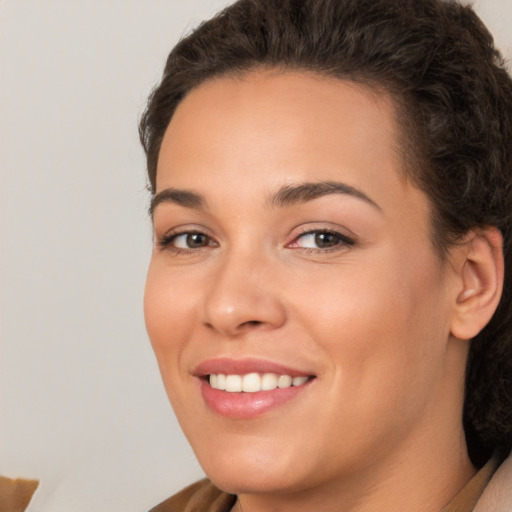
left=1, top=1, right=511, bottom=511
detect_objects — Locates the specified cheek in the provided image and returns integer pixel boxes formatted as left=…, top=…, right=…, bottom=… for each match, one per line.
left=306, top=279, right=416, bottom=384
left=295, top=249, right=450, bottom=400
left=144, top=262, right=205, bottom=427
left=144, top=261, right=195, bottom=377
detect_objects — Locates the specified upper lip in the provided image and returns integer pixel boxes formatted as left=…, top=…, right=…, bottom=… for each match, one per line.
left=193, top=357, right=314, bottom=378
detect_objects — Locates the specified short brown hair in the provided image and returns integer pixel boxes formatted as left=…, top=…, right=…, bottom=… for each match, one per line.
left=139, top=0, right=512, bottom=465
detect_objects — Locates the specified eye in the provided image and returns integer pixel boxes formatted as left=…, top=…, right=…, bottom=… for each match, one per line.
left=158, top=230, right=217, bottom=252
left=173, top=232, right=211, bottom=249
left=289, top=229, right=355, bottom=251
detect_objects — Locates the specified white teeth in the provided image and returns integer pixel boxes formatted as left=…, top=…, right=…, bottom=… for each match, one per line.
left=242, top=373, right=261, bottom=393
left=216, top=373, right=226, bottom=390
left=209, top=372, right=309, bottom=392
left=225, top=374, right=242, bottom=392
left=277, top=375, right=293, bottom=388
left=210, top=373, right=225, bottom=390
left=261, top=373, right=278, bottom=391
left=292, top=376, right=308, bottom=386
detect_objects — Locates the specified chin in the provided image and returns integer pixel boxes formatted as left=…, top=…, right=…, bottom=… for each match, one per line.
left=194, top=441, right=310, bottom=495
left=207, top=466, right=306, bottom=496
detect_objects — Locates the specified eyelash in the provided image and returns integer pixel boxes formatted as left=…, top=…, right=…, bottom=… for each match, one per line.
left=157, top=228, right=356, bottom=255
left=288, top=229, right=356, bottom=253
left=157, top=230, right=216, bottom=254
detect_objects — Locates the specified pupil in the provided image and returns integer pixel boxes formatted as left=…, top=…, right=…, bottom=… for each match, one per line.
left=187, top=233, right=207, bottom=248
left=315, top=232, right=338, bottom=248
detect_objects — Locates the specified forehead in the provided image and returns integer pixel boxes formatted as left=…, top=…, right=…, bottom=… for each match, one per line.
left=158, top=70, right=404, bottom=183
left=155, top=70, right=421, bottom=220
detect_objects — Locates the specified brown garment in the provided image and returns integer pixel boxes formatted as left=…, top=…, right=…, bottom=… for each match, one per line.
left=0, top=476, right=39, bottom=512
left=149, top=479, right=236, bottom=512
left=441, top=457, right=499, bottom=512
left=150, top=458, right=497, bottom=512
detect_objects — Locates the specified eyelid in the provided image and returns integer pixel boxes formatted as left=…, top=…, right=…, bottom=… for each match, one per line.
left=287, top=225, right=357, bottom=251
left=156, top=225, right=218, bottom=252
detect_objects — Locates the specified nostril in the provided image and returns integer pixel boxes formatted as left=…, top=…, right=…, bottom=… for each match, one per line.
left=203, top=320, right=261, bottom=330
left=240, top=320, right=263, bottom=329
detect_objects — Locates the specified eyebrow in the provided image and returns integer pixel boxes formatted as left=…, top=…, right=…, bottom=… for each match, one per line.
left=150, top=180, right=381, bottom=216
left=149, top=188, right=207, bottom=216
left=270, top=181, right=382, bottom=211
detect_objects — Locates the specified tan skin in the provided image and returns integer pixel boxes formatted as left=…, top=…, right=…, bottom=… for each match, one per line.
left=145, top=70, right=503, bottom=511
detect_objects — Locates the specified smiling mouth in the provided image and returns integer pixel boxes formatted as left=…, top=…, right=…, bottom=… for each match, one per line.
left=208, top=372, right=312, bottom=393
left=195, top=358, right=316, bottom=417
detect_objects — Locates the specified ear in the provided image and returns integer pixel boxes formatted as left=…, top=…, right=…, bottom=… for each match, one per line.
left=450, top=227, right=504, bottom=340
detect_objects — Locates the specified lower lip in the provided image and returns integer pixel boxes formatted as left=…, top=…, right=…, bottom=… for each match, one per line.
left=200, top=379, right=312, bottom=419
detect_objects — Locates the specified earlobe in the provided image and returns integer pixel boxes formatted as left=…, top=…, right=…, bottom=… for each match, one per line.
left=450, top=227, right=504, bottom=340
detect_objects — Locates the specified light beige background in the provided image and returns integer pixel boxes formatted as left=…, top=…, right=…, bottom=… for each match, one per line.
left=1, top=1, right=511, bottom=511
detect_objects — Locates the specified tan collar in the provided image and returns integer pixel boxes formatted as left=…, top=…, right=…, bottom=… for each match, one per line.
left=441, top=457, right=499, bottom=512
left=0, top=476, right=39, bottom=512
left=150, top=457, right=501, bottom=512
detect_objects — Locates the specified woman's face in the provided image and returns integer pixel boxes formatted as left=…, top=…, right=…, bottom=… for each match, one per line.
left=145, top=71, right=466, bottom=496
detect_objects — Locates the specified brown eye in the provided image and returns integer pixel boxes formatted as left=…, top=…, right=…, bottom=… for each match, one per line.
left=313, top=232, right=341, bottom=248
left=293, top=230, right=354, bottom=250
left=184, top=233, right=209, bottom=248
left=158, top=231, right=216, bottom=252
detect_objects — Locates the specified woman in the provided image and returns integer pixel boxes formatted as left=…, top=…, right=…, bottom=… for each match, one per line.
left=140, top=0, right=512, bottom=510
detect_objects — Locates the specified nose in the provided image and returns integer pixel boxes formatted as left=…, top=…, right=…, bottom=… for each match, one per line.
left=201, top=251, right=287, bottom=337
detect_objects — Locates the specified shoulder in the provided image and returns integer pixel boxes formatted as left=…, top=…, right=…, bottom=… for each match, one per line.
left=474, top=452, right=512, bottom=512
left=149, top=479, right=236, bottom=512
